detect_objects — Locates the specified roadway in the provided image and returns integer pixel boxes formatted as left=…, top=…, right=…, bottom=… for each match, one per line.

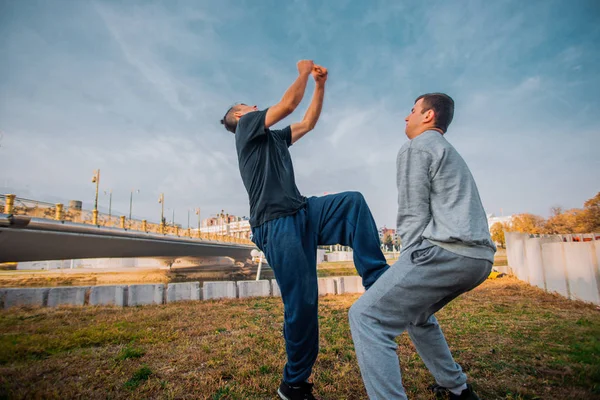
left=0, top=214, right=255, bottom=263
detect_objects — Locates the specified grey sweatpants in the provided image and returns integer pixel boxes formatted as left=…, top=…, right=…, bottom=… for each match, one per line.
left=349, top=240, right=492, bottom=399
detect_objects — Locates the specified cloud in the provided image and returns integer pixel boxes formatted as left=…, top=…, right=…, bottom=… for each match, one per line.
left=1, top=0, right=599, bottom=228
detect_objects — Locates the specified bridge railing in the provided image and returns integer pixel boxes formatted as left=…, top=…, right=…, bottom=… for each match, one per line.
left=0, top=194, right=254, bottom=245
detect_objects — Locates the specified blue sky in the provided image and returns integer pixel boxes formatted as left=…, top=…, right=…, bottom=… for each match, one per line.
left=1, top=0, right=599, bottom=227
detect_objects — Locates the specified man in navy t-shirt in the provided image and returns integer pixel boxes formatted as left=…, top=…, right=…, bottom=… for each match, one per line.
left=220, top=60, right=389, bottom=400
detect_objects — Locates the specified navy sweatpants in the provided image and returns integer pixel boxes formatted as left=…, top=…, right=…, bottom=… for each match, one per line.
left=251, top=191, right=389, bottom=384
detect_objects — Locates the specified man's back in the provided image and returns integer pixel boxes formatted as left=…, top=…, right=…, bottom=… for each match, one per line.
left=396, top=130, right=496, bottom=262
left=235, top=109, right=305, bottom=228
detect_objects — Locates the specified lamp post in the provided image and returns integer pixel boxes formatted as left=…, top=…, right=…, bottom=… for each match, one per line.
left=195, top=207, right=201, bottom=238
left=129, top=189, right=140, bottom=222
left=158, top=193, right=165, bottom=233
left=104, top=189, right=112, bottom=219
left=92, top=169, right=100, bottom=225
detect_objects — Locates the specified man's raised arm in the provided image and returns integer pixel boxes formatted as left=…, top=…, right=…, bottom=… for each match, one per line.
left=265, top=60, right=314, bottom=129
left=290, top=65, right=327, bottom=144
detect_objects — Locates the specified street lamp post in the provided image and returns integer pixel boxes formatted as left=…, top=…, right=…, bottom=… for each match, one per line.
left=104, top=190, right=112, bottom=219
left=92, top=169, right=100, bottom=225
left=195, top=207, right=201, bottom=238
left=158, top=193, right=165, bottom=233
left=129, top=189, right=139, bottom=221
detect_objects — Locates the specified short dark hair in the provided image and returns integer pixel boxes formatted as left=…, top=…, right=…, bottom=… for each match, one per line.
left=220, top=104, right=244, bottom=134
left=415, top=93, right=454, bottom=133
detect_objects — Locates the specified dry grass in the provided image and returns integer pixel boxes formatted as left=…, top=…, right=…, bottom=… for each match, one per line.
left=0, top=277, right=598, bottom=399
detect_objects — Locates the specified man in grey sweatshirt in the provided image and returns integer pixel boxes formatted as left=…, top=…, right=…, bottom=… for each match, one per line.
left=349, top=93, right=496, bottom=400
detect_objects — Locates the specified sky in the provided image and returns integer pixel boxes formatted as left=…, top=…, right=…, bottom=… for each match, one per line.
left=1, top=0, right=599, bottom=228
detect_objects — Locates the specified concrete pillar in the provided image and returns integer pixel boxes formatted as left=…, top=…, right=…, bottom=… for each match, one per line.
left=92, top=209, right=99, bottom=225
left=142, top=220, right=147, bottom=232
left=55, top=203, right=64, bottom=221
left=187, top=228, right=191, bottom=237
left=120, top=215, right=126, bottom=229
left=160, top=222, right=165, bottom=234
left=4, top=194, right=16, bottom=214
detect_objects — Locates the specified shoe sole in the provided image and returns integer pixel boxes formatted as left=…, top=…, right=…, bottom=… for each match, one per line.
left=277, top=388, right=291, bottom=400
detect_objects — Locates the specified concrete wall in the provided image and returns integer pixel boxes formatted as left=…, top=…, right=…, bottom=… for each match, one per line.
left=316, top=249, right=326, bottom=264
left=237, top=280, right=271, bottom=298
left=505, top=232, right=600, bottom=305
left=16, top=256, right=235, bottom=270
left=166, top=282, right=201, bottom=303
left=271, top=279, right=281, bottom=297
left=1, top=288, right=49, bottom=309
left=90, top=285, right=127, bottom=306
left=318, top=278, right=337, bottom=295
left=0, top=275, right=368, bottom=309
left=325, top=251, right=354, bottom=262
left=128, top=284, right=165, bottom=306
left=48, top=286, right=89, bottom=307
left=203, top=281, right=237, bottom=300
left=335, top=276, right=365, bottom=294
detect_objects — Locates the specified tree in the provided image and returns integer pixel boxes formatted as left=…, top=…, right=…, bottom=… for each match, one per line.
left=490, top=222, right=506, bottom=247
left=544, top=207, right=582, bottom=234
left=581, top=192, right=600, bottom=232
left=383, top=234, right=394, bottom=251
left=508, top=213, right=546, bottom=234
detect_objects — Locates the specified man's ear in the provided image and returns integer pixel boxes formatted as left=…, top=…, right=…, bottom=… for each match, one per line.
left=423, top=109, right=435, bottom=124
left=234, top=111, right=243, bottom=120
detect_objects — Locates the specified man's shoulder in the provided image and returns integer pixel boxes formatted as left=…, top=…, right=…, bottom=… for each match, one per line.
left=413, top=130, right=456, bottom=154
left=238, top=109, right=267, bottom=130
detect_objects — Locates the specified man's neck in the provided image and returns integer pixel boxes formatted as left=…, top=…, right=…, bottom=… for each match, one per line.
left=410, top=127, right=444, bottom=139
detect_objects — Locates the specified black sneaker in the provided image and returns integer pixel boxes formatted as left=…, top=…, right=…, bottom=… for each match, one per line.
left=277, top=380, right=316, bottom=400
left=428, top=383, right=480, bottom=400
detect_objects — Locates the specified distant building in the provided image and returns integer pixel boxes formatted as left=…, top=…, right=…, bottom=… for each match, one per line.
left=379, top=226, right=401, bottom=250
left=195, top=213, right=252, bottom=239
left=487, top=214, right=513, bottom=230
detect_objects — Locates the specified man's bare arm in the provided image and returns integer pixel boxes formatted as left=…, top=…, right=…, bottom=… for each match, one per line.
left=290, top=66, right=327, bottom=144
left=265, top=60, right=313, bottom=129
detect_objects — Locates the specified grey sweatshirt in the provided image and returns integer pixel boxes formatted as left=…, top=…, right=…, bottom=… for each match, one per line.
left=396, top=130, right=496, bottom=263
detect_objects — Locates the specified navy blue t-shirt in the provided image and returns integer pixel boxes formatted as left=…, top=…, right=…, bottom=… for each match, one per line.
left=235, top=109, right=306, bottom=227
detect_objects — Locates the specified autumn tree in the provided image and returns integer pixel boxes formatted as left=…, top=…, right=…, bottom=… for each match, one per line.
left=543, top=193, right=600, bottom=234
left=490, top=222, right=507, bottom=247
left=383, top=234, right=394, bottom=251
left=581, top=192, right=600, bottom=232
left=544, top=207, right=582, bottom=234
left=508, top=213, right=546, bottom=234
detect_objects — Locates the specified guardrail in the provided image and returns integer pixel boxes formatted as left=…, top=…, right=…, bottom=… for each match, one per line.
left=0, top=194, right=253, bottom=245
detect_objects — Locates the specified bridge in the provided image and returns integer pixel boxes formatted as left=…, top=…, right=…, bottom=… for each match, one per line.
left=0, top=214, right=255, bottom=264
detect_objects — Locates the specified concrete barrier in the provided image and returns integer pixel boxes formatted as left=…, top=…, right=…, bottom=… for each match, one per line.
left=166, top=282, right=201, bottom=303
left=128, top=284, right=165, bottom=306
left=47, top=286, right=89, bottom=307
left=1, top=288, right=49, bottom=309
left=237, top=280, right=271, bottom=298
left=89, top=285, right=127, bottom=306
left=541, top=243, right=570, bottom=299
left=271, top=279, right=281, bottom=297
left=317, top=249, right=326, bottom=264
left=203, top=281, right=237, bottom=300
left=318, top=278, right=337, bottom=295
left=325, top=251, right=354, bottom=262
left=564, top=243, right=600, bottom=304
left=336, top=276, right=364, bottom=294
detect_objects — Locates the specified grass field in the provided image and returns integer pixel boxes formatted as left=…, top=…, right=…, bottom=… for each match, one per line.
left=0, top=276, right=598, bottom=399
